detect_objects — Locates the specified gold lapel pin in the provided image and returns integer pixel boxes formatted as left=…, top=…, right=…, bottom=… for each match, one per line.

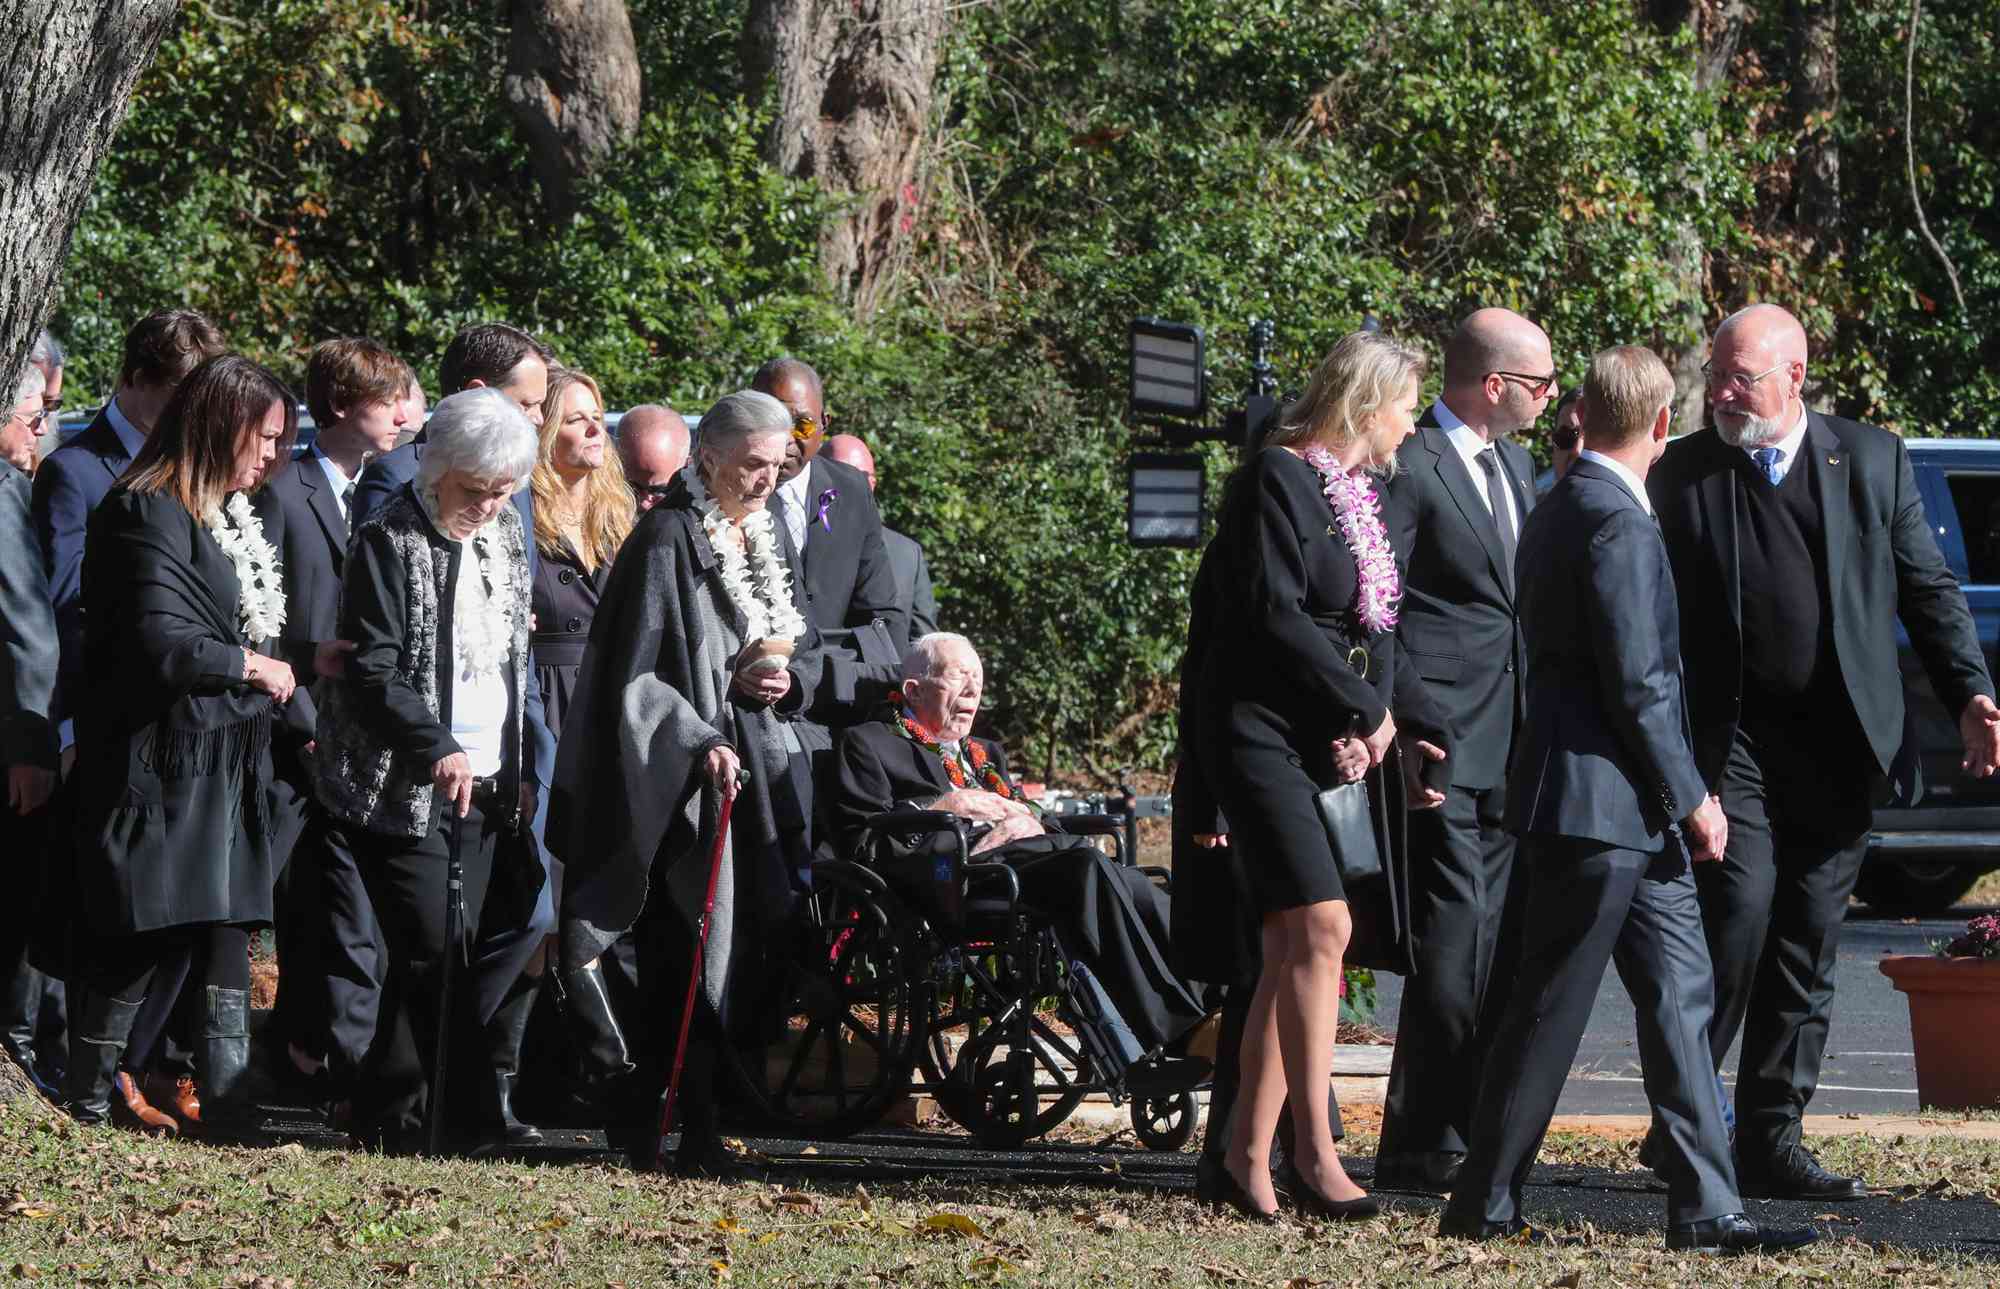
left=1326, top=525, right=1337, bottom=537
left=1829, top=455, right=1840, bottom=465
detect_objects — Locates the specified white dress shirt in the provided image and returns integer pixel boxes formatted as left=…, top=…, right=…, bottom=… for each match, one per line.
left=1431, top=399, right=1522, bottom=535
left=775, top=466, right=813, bottom=554
left=1738, top=405, right=1810, bottom=485
left=1577, top=449, right=1656, bottom=516
left=104, top=395, right=147, bottom=461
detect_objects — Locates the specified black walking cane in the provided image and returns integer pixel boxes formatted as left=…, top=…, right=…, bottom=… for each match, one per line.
left=650, top=767, right=748, bottom=1166
left=424, top=798, right=470, bottom=1154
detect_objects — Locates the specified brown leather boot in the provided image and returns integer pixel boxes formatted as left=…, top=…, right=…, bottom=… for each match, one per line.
left=111, top=1071, right=179, bottom=1135
left=143, top=1072, right=202, bottom=1131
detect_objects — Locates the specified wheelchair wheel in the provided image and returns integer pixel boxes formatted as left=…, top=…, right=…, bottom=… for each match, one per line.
left=932, top=1008, right=1092, bottom=1148
left=728, top=863, right=917, bottom=1138
left=1131, top=1088, right=1198, bottom=1152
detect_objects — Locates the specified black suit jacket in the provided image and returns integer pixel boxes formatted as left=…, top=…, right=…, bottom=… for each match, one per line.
left=30, top=409, right=133, bottom=738
left=251, top=448, right=352, bottom=738
left=1649, top=416, right=1991, bottom=795
left=1380, top=415, right=1536, bottom=789
left=794, top=455, right=907, bottom=654
left=831, top=718, right=1015, bottom=856
left=1506, top=458, right=1706, bottom=852
left=881, top=526, right=940, bottom=640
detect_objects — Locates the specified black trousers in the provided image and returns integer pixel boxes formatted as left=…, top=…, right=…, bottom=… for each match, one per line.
left=1447, top=837, right=1739, bottom=1228
left=76, top=924, right=252, bottom=1022
left=0, top=797, right=64, bottom=1076
left=1700, top=728, right=1872, bottom=1162
left=270, top=788, right=387, bottom=1073
left=615, top=852, right=719, bottom=1159
left=1001, top=840, right=1207, bottom=1053
left=1379, top=781, right=1521, bottom=1162
left=342, top=804, right=499, bottom=1146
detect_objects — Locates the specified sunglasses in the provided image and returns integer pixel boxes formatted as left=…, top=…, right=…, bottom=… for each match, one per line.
left=1551, top=424, right=1580, bottom=452
left=1495, top=371, right=1559, bottom=399
left=790, top=410, right=834, bottom=442
left=634, top=482, right=676, bottom=500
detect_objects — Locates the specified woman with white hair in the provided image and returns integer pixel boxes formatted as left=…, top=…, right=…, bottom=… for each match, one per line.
left=550, top=388, right=821, bottom=1175
left=312, top=386, right=541, bottom=1153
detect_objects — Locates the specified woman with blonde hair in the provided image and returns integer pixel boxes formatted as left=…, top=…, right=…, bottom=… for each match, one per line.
left=1175, top=330, right=1451, bottom=1220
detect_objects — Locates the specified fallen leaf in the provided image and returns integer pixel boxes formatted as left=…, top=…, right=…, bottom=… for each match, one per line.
left=921, top=1213, right=988, bottom=1240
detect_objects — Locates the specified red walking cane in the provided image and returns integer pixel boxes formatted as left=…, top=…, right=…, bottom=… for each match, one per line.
left=656, top=769, right=747, bottom=1159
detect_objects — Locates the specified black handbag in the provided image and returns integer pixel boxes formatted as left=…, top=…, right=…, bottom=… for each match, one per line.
left=1313, top=779, right=1384, bottom=882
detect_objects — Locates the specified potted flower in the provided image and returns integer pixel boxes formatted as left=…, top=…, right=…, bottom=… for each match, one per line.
left=1878, top=913, right=2000, bottom=1109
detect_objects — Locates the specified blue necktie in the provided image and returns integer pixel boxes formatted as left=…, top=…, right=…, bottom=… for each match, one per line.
left=1751, top=446, right=1783, bottom=486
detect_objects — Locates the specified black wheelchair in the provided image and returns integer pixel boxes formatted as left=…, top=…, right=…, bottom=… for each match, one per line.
left=720, top=808, right=1211, bottom=1151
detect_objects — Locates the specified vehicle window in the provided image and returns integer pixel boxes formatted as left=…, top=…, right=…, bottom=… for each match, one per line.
left=1945, top=471, right=2000, bottom=585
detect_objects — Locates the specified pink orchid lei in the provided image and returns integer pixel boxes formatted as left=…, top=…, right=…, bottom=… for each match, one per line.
left=1302, top=447, right=1401, bottom=633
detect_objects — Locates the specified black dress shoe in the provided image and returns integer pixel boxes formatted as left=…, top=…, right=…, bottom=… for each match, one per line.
left=1276, top=1165, right=1379, bottom=1221
left=1738, top=1144, right=1867, bottom=1201
left=1374, top=1151, right=1464, bottom=1194
left=1205, top=1162, right=1281, bottom=1224
left=1667, top=1212, right=1821, bottom=1254
left=1437, top=1212, right=1559, bottom=1244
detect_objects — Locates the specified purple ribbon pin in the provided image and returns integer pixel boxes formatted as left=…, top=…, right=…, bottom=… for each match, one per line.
left=815, top=487, right=838, bottom=532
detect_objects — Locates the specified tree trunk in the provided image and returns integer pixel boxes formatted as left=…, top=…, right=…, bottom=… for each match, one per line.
left=503, top=0, right=643, bottom=218
left=1647, top=0, right=1752, bottom=431
left=0, top=1, right=180, bottom=384
left=742, top=0, right=949, bottom=318
left=1789, top=0, right=1840, bottom=247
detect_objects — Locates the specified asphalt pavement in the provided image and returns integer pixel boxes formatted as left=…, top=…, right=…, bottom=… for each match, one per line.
left=1370, top=908, right=1974, bottom=1116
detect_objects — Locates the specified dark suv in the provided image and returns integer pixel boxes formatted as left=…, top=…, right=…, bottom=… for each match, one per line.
left=1862, top=438, right=2000, bottom=912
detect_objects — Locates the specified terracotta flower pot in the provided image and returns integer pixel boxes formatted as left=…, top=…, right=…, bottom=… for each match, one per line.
left=1878, top=954, right=2000, bottom=1110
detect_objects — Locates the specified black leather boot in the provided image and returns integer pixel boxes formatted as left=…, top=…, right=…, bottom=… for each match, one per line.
left=60, top=992, right=144, bottom=1126
left=1, top=963, right=58, bottom=1100
left=483, top=974, right=545, bottom=1148
left=556, top=963, right=634, bottom=1109
left=197, top=986, right=256, bottom=1136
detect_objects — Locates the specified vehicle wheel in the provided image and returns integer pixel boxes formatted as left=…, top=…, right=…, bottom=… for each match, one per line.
left=1131, top=1088, right=1198, bottom=1152
left=1853, top=862, right=1986, bottom=916
left=726, top=865, right=916, bottom=1138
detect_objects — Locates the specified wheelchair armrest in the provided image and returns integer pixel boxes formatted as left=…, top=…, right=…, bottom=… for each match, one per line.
left=1056, top=812, right=1124, bottom=837
left=1136, top=864, right=1172, bottom=890
left=863, top=810, right=967, bottom=837
left=962, top=857, right=1021, bottom=911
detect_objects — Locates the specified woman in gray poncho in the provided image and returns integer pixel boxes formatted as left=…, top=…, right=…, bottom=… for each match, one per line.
left=548, top=389, right=819, bottom=1173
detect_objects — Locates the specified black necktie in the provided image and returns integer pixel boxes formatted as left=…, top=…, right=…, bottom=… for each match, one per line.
left=1477, top=448, right=1518, bottom=570
left=341, top=482, right=356, bottom=536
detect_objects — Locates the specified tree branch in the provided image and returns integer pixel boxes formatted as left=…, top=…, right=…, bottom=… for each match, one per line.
left=1904, top=0, right=1967, bottom=316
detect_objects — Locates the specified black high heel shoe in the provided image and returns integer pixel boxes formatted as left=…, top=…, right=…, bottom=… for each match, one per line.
left=1278, top=1164, right=1381, bottom=1221
left=1208, top=1162, right=1282, bottom=1224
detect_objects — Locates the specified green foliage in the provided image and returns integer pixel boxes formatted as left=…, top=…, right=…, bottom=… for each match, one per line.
left=49, top=0, right=2000, bottom=773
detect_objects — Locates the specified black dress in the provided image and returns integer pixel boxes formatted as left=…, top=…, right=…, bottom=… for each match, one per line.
left=530, top=541, right=608, bottom=739
left=1182, top=448, right=1444, bottom=916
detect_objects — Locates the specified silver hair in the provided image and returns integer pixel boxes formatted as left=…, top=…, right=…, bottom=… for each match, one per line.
left=12, top=362, right=46, bottom=409
left=900, top=632, right=979, bottom=684
left=27, top=330, right=63, bottom=371
left=416, top=386, right=539, bottom=492
left=696, top=389, right=792, bottom=464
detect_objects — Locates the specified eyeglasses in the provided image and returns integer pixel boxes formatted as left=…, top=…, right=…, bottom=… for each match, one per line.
left=1551, top=424, right=1581, bottom=452
left=1701, top=359, right=1790, bottom=394
left=7, top=407, right=51, bottom=432
left=633, top=481, right=676, bottom=501
left=1494, top=371, right=1559, bottom=399
left=40, top=396, right=62, bottom=414
left=790, top=410, right=833, bottom=442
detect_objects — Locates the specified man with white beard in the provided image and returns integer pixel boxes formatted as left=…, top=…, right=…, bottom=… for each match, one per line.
left=1647, top=303, right=1999, bottom=1201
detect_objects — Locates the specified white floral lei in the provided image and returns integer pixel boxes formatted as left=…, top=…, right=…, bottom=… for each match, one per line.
left=685, top=466, right=807, bottom=645
left=202, top=492, right=287, bottom=643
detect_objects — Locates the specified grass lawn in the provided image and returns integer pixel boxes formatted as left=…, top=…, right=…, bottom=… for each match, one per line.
left=3, top=1102, right=1996, bottom=1287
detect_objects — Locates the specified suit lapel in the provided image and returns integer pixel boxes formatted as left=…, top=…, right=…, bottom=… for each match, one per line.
left=1806, top=411, right=1849, bottom=603
left=82, top=413, right=128, bottom=481
left=1498, top=437, right=1536, bottom=520
left=897, top=729, right=953, bottom=796
left=295, top=454, right=348, bottom=565
left=1424, top=425, right=1514, bottom=599
left=1694, top=433, right=1742, bottom=628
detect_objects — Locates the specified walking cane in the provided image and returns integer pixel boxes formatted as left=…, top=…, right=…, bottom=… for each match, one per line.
left=424, top=801, right=468, bottom=1154
left=653, top=768, right=748, bottom=1164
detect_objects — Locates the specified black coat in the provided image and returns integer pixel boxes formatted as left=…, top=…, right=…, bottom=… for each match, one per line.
left=830, top=717, right=1010, bottom=855
left=529, top=540, right=608, bottom=740
left=1504, top=458, right=1707, bottom=851
left=251, top=447, right=351, bottom=744
left=73, top=487, right=278, bottom=935
left=1171, top=448, right=1450, bottom=985
left=1649, top=417, right=1993, bottom=796
left=1378, top=415, right=1536, bottom=790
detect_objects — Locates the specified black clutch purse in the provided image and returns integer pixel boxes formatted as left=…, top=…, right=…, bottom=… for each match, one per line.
left=1313, top=779, right=1384, bottom=881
